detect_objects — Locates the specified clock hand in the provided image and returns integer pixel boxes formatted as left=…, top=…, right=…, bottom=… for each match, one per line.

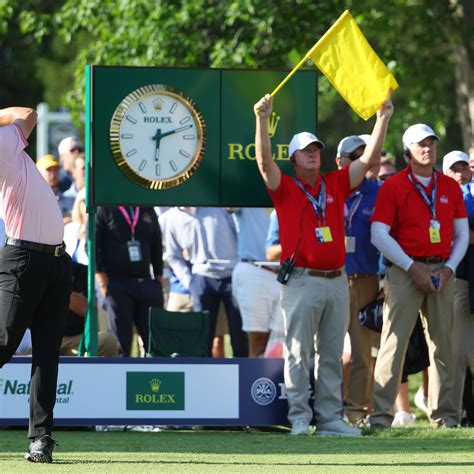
left=152, top=128, right=162, bottom=162
left=159, top=124, right=193, bottom=140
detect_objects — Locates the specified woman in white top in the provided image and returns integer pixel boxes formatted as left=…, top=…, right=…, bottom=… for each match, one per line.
left=64, top=187, right=88, bottom=265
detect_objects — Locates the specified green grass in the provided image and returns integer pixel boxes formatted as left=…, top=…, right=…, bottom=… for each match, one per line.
left=1, top=426, right=473, bottom=472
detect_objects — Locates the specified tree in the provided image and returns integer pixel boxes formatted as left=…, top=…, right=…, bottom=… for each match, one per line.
left=12, top=0, right=474, bottom=162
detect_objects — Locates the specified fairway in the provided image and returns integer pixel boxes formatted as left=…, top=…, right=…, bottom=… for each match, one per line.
left=0, top=426, right=473, bottom=473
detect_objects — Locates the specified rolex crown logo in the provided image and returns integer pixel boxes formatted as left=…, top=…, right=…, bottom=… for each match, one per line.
left=149, top=378, right=161, bottom=392
left=152, top=98, right=164, bottom=111
left=268, top=112, right=280, bottom=138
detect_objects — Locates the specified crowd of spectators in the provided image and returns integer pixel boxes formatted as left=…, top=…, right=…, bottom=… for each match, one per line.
left=6, top=131, right=473, bottom=432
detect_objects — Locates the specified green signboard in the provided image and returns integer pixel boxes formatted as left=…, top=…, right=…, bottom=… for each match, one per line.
left=87, top=65, right=317, bottom=207
left=126, top=372, right=185, bottom=411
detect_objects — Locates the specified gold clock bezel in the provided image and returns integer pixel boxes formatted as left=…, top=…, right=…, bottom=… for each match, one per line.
left=109, top=84, right=206, bottom=190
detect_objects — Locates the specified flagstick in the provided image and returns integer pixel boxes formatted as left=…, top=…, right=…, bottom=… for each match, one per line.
left=270, top=54, right=310, bottom=97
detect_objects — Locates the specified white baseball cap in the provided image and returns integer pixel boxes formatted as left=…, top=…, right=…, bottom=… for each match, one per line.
left=358, top=134, right=371, bottom=145
left=58, top=136, right=83, bottom=156
left=337, top=135, right=366, bottom=158
left=288, top=132, right=325, bottom=158
left=442, top=150, right=469, bottom=175
left=402, top=124, right=439, bottom=151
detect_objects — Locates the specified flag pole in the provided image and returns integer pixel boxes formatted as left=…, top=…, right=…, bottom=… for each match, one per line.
left=270, top=54, right=310, bottom=97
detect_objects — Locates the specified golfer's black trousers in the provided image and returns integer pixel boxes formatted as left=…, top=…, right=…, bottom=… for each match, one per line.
left=0, top=245, right=71, bottom=439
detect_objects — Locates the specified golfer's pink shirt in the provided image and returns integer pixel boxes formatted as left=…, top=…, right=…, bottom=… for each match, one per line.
left=0, top=124, right=64, bottom=245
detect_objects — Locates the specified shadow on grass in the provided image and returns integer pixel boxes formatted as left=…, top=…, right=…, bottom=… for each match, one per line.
left=6, top=459, right=474, bottom=468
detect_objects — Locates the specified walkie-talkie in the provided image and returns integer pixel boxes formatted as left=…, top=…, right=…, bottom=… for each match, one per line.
left=277, top=256, right=295, bottom=284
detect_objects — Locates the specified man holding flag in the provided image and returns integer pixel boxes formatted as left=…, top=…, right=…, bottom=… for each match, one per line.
left=253, top=92, right=393, bottom=435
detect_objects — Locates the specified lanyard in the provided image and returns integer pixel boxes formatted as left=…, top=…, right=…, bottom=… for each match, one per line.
left=292, top=177, right=327, bottom=224
left=118, top=206, right=140, bottom=239
left=407, top=171, right=437, bottom=219
left=345, top=192, right=364, bottom=231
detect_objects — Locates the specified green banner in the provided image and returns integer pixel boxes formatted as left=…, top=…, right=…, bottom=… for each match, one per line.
left=126, top=372, right=185, bottom=411
left=88, top=66, right=317, bottom=207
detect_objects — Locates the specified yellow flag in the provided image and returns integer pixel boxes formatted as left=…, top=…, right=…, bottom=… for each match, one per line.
left=308, top=10, right=398, bottom=120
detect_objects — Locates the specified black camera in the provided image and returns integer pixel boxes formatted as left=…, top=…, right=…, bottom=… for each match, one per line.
left=277, top=257, right=295, bottom=284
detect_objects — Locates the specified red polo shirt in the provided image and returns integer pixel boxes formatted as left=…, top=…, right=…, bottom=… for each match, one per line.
left=371, top=167, right=466, bottom=258
left=268, top=167, right=351, bottom=270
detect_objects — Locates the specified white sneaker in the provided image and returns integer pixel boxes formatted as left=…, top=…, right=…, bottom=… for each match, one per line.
left=392, top=411, right=416, bottom=426
left=291, top=420, right=310, bottom=435
left=316, top=419, right=361, bottom=436
left=414, top=386, right=429, bottom=414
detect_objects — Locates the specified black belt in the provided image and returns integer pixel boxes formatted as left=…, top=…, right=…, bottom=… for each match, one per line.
left=5, top=237, right=66, bottom=257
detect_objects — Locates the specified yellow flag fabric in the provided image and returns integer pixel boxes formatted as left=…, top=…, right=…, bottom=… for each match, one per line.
left=308, top=10, right=398, bottom=120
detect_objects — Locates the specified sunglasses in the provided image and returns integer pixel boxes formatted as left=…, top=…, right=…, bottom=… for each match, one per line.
left=379, top=173, right=396, bottom=181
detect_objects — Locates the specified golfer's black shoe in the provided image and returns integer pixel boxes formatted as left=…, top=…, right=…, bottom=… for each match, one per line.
left=24, top=435, right=58, bottom=463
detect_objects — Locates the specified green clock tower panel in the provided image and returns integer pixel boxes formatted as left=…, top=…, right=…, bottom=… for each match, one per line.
left=87, top=66, right=317, bottom=207
left=220, top=69, right=317, bottom=206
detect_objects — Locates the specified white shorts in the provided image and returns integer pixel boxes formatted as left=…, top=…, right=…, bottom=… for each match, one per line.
left=232, top=262, right=284, bottom=334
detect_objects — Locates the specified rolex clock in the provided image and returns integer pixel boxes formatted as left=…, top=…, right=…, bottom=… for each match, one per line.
left=109, top=84, right=206, bottom=190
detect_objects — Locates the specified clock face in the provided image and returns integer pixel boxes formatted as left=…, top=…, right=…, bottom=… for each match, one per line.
left=110, top=84, right=205, bottom=189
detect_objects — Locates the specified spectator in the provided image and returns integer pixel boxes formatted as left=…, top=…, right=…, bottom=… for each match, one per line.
left=231, top=208, right=283, bottom=357
left=63, top=189, right=119, bottom=356
left=95, top=206, right=164, bottom=356
left=165, top=207, right=248, bottom=357
left=443, top=150, right=474, bottom=426
left=57, top=136, right=82, bottom=192
left=253, top=92, right=393, bottom=436
left=36, top=154, right=74, bottom=223
left=62, top=153, right=86, bottom=200
left=158, top=207, right=229, bottom=358
left=64, top=188, right=88, bottom=265
left=370, top=124, right=469, bottom=429
left=378, top=160, right=397, bottom=183
left=335, top=135, right=380, bottom=427
left=358, top=134, right=382, bottom=182
left=62, top=261, right=119, bottom=357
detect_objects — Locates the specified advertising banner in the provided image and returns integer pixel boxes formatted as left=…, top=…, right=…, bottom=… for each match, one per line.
left=0, top=358, right=315, bottom=426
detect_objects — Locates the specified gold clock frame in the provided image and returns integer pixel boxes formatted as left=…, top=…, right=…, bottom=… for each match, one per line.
left=109, top=84, right=206, bottom=190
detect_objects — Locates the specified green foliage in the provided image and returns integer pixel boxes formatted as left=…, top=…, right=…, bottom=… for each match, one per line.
left=3, top=0, right=471, bottom=162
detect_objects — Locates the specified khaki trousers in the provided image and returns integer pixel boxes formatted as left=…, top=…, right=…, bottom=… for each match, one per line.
left=281, top=268, right=349, bottom=425
left=370, top=263, right=457, bottom=427
left=346, top=275, right=379, bottom=422
left=167, top=292, right=194, bottom=312
left=452, top=279, right=474, bottom=423
left=60, top=332, right=119, bottom=357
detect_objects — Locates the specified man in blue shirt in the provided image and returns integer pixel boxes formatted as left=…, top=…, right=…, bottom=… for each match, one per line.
left=336, top=135, right=380, bottom=426
left=165, top=207, right=248, bottom=357
left=443, top=150, right=474, bottom=426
